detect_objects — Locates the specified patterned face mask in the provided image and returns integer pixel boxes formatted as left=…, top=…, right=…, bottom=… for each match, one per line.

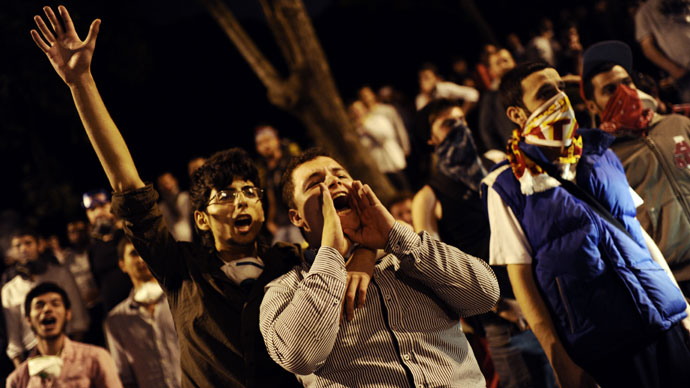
left=599, top=83, right=653, bottom=134
left=506, top=92, right=583, bottom=194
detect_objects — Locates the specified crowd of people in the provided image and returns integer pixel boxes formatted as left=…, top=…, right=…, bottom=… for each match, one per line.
left=4, top=1, right=690, bottom=387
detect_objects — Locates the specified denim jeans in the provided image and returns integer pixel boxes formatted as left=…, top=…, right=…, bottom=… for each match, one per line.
left=484, top=323, right=557, bottom=388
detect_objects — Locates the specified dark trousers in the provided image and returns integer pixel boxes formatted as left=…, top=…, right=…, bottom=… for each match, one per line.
left=584, top=323, right=690, bottom=388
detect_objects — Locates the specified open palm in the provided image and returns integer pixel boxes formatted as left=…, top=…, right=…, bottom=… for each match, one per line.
left=31, top=5, right=100, bottom=86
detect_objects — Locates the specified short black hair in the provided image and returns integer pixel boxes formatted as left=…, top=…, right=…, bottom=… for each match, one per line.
left=499, top=61, right=554, bottom=110
left=420, top=98, right=463, bottom=139
left=9, top=227, right=39, bottom=242
left=24, top=282, right=71, bottom=317
left=385, top=191, right=413, bottom=209
left=281, top=148, right=331, bottom=209
left=581, top=61, right=617, bottom=101
left=189, top=148, right=261, bottom=251
left=418, top=62, right=439, bottom=75
left=116, top=235, right=133, bottom=262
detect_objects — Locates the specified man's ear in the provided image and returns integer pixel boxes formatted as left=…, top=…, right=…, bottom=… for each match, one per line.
left=118, top=259, right=126, bottom=273
left=65, top=309, right=72, bottom=323
left=289, top=209, right=307, bottom=231
left=585, top=98, right=601, bottom=116
left=194, top=210, right=211, bottom=231
left=506, top=106, right=527, bottom=127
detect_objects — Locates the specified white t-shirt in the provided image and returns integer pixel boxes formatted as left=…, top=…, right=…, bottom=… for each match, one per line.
left=487, top=185, right=644, bottom=266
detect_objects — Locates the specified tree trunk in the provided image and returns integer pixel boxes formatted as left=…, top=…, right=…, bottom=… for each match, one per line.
left=198, top=0, right=396, bottom=202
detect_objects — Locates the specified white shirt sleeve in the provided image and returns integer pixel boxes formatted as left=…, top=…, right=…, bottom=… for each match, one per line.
left=629, top=187, right=644, bottom=208
left=435, top=82, right=480, bottom=103
left=487, top=187, right=534, bottom=266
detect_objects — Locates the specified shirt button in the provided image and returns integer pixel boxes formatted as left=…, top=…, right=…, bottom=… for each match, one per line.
left=415, top=258, right=421, bottom=264
left=417, top=384, right=424, bottom=388
left=403, top=353, right=411, bottom=361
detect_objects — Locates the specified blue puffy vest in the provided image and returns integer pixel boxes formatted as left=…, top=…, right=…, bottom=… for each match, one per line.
left=483, top=128, right=687, bottom=365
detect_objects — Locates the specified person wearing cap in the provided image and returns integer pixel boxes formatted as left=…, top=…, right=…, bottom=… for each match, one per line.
left=481, top=61, right=690, bottom=388
left=581, top=40, right=690, bottom=298
left=80, top=189, right=132, bottom=315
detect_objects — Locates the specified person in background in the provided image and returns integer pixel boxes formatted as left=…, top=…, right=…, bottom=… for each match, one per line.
left=156, top=172, right=193, bottom=242
left=254, top=124, right=304, bottom=245
left=105, top=237, right=180, bottom=388
left=2, top=228, right=88, bottom=367
left=6, top=282, right=122, bottom=388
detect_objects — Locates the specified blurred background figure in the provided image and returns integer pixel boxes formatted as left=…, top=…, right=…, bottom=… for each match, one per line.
left=2, top=228, right=88, bottom=367
left=187, top=156, right=206, bottom=180
left=81, top=190, right=132, bottom=317
left=386, top=192, right=413, bottom=227
left=156, top=172, right=193, bottom=242
left=415, top=62, right=480, bottom=111
left=254, top=124, right=304, bottom=245
left=349, top=100, right=410, bottom=191
left=527, top=18, right=561, bottom=66
left=478, top=47, right=517, bottom=155
left=105, top=237, right=180, bottom=388
left=636, top=0, right=690, bottom=102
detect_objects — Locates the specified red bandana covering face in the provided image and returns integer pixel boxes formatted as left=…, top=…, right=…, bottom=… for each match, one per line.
left=506, top=92, right=583, bottom=190
left=599, top=83, right=654, bottom=134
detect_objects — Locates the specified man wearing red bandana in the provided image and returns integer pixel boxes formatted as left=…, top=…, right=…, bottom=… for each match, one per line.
left=582, top=41, right=690, bottom=298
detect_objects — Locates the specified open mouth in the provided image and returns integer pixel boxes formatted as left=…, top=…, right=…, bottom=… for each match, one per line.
left=332, top=193, right=351, bottom=213
left=234, top=214, right=253, bottom=232
left=40, top=317, right=57, bottom=329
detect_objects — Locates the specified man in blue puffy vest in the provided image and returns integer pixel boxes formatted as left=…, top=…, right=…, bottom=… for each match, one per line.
left=481, top=61, right=690, bottom=388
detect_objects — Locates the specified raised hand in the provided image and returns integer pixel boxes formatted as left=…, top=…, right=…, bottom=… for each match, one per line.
left=343, top=181, right=396, bottom=250
left=30, top=5, right=101, bottom=86
left=320, top=183, right=349, bottom=256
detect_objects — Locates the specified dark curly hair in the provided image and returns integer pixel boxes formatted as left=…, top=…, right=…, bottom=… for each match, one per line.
left=189, top=148, right=261, bottom=251
left=280, top=148, right=331, bottom=210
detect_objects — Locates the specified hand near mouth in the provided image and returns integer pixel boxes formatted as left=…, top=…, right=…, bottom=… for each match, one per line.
left=319, top=183, right=349, bottom=256
left=343, top=181, right=396, bottom=250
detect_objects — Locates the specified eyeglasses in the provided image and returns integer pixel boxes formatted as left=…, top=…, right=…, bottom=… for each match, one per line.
left=207, top=186, right=263, bottom=206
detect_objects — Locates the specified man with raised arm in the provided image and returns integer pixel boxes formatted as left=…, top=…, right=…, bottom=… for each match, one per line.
left=29, top=6, right=304, bottom=387
left=260, top=148, right=499, bottom=387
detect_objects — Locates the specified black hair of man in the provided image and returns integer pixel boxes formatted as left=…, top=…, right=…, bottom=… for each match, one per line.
left=9, top=227, right=40, bottom=242
left=419, top=62, right=439, bottom=75
left=385, top=191, right=413, bottom=210
left=116, top=235, right=133, bottom=262
left=24, top=282, right=71, bottom=317
left=189, top=148, right=261, bottom=251
left=581, top=62, right=618, bottom=101
left=499, top=61, right=554, bottom=110
left=280, top=147, right=331, bottom=210
left=421, top=98, right=463, bottom=139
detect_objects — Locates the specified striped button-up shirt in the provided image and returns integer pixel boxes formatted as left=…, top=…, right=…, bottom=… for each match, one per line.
left=260, top=223, right=499, bottom=387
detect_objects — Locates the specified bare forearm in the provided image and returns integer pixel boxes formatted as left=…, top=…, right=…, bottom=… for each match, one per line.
left=508, top=264, right=568, bottom=366
left=69, top=74, right=144, bottom=192
left=640, top=38, right=686, bottom=79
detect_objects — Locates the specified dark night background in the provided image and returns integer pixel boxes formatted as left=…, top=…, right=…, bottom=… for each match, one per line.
left=1, top=0, right=645, bottom=238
